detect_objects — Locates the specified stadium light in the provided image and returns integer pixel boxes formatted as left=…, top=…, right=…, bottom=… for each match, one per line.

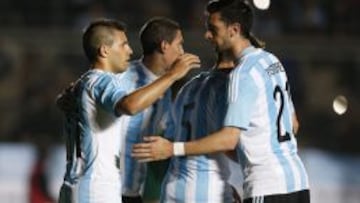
left=333, top=95, right=348, bottom=115
left=253, top=0, right=270, bottom=10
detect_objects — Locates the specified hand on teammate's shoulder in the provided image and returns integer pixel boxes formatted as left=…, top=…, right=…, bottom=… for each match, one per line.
left=167, top=53, right=201, bottom=81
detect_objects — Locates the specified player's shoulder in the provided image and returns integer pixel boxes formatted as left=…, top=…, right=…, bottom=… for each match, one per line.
left=185, top=71, right=210, bottom=85
left=83, top=69, right=119, bottom=90
left=175, top=71, right=209, bottom=98
left=79, top=69, right=110, bottom=83
left=195, top=70, right=212, bottom=79
left=235, top=48, right=276, bottom=73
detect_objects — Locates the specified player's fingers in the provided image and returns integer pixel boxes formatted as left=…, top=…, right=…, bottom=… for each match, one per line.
left=185, top=57, right=201, bottom=69
left=182, top=52, right=199, bottom=58
left=132, top=145, right=151, bottom=151
left=181, top=54, right=200, bottom=64
left=143, top=136, right=159, bottom=142
left=131, top=152, right=152, bottom=159
left=189, top=61, right=201, bottom=69
left=132, top=147, right=151, bottom=154
left=177, top=53, right=199, bottom=64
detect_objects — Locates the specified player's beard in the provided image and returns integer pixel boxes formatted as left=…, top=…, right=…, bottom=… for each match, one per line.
left=215, top=38, right=232, bottom=54
left=215, top=46, right=232, bottom=59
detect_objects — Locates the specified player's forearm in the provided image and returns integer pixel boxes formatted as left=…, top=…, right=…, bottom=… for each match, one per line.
left=131, top=127, right=240, bottom=161
left=182, top=127, right=240, bottom=156
left=118, top=54, right=200, bottom=115
left=117, top=71, right=177, bottom=115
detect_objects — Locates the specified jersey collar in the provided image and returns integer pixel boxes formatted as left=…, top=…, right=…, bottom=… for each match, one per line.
left=235, top=45, right=257, bottom=66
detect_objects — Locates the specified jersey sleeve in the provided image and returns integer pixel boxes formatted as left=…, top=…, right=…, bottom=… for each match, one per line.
left=224, top=70, right=258, bottom=130
left=91, top=74, right=129, bottom=117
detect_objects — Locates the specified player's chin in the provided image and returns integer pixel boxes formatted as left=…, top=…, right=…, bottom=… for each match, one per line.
left=117, top=63, right=129, bottom=73
left=123, top=61, right=130, bottom=69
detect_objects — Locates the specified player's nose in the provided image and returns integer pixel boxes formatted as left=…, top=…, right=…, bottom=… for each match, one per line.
left=128, top=46, right=133, bottom=56
left=204, top=30, right=212, bottom=41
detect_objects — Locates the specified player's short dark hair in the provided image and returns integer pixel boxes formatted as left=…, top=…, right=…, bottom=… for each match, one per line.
left=206, top=0, right=264, bottom=48
left=139, top=17, right=181, bottom=55
left=82, top=18, right=127, bottom=62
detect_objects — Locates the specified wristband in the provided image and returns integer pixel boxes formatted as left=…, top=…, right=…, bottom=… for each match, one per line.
left=173, top=142, right=185, bottom=156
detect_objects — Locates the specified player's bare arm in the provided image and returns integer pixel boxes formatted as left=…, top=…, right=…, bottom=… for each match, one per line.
left=132, top=126, right=240, bottom=162
left=117, top=53, right=200, bottom=115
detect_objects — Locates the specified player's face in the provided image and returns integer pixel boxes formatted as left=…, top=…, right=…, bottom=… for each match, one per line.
left=204, top=12, right=232, bottom=52
left=164, top=30, right=184, bottom=70
left=108, top=30, right=133, bottom=73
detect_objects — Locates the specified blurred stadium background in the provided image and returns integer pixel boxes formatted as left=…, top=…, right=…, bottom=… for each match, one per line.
left=0, top=0, right=359, bottom=202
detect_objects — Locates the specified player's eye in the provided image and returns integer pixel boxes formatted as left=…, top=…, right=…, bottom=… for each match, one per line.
left=208, top=25, right=217, bottom=35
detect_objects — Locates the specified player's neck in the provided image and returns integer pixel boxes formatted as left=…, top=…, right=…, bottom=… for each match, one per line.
left=92, top=59, right=124, bottom=73
left=232, top=38, right=252, bottom=60
left=92, top=60, right=112, bottom=72
left=217, top=59, right=234, bottom=70
left=142, top=54, right=166, bottom=76
left=217, top=63, right=234, bottom=70
left=216, top=52, right=234, bottom=69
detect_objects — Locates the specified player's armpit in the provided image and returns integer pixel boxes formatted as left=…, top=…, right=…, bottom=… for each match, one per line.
left=225, top=149, right=238, bottom=162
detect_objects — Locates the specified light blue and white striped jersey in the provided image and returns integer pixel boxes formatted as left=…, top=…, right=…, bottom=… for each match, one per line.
left=161, top=69, right=234, bottom=203
left=62, top=69, right=132, bottom=203
left=224, top=46, right=309, bottom=199
left=120, top=60, right=173, bottom=197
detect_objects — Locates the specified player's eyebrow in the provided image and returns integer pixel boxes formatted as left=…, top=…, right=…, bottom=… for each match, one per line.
left=121, top=40, right=129, bottom=46
left=207, top=23, right=217, bottom=32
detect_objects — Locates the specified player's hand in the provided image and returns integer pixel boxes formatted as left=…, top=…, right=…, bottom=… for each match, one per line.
left=167, top=53, right=201, bottom=81
left=292, top=113, right=300, bottom=135
left=132, top=136, right=173, bottom=162
left=56, top=82, right=77, bottom=115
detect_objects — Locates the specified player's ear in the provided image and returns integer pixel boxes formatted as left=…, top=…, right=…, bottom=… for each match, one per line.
left=98, top=44, right=109, bottom=58
left=160, top=40, right=169, bottom=54
left=229, top=22, right=241, bottom=38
